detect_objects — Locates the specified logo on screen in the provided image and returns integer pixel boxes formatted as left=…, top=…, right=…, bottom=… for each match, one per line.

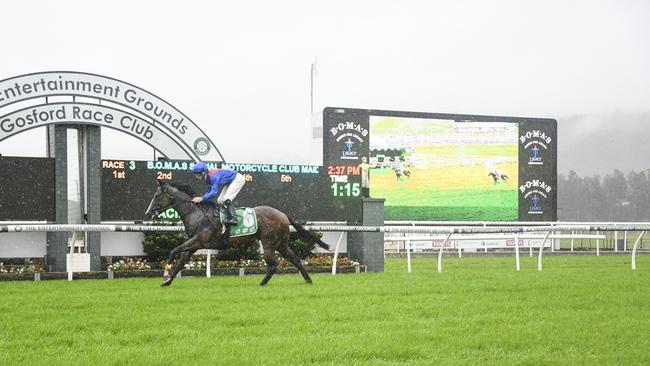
left=520, top=130, right=551, bottom=166
left=519, top=180, right=552, bottom=215
left=329, top=121, right=367, bottom=161
left=528, top=194, right=543, bottom=214
left=344, top=138, right=354, bottom=152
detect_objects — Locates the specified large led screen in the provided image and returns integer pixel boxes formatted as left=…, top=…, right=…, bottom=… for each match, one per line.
left=369, top=116, right=519, bottom=221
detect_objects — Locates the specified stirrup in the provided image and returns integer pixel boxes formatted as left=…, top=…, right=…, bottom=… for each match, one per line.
left=223, top=217, right=238, bottom=225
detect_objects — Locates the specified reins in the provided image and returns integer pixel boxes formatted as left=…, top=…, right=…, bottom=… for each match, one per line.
left=151, top=202, right=179, bottom=217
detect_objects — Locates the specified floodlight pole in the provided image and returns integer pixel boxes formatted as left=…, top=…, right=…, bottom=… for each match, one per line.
left=310, top=58, right=317, bottom=114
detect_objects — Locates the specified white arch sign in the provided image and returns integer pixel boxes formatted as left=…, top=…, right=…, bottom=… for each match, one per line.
left=0, top=102, right=188, bottom=158
left=0, top=71, right=223, bottom=161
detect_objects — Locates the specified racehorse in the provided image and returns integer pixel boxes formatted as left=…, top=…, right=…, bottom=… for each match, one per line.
left=145, top=181, right=328, bottom=287
left=393, top=166, right=412, bottom=180
left=488, top=172, right=509, bottom=184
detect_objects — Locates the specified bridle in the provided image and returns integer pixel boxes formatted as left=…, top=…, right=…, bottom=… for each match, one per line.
left=148, top=188, right=180, bottom=218
left=150, top=201, right=179, bottom=217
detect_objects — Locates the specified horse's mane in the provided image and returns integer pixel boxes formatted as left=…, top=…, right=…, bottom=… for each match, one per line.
left=169, top=183, right=196, bottom=197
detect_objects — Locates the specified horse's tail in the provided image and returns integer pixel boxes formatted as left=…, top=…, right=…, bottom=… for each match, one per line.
left=287, top=216, right=329, bottom=250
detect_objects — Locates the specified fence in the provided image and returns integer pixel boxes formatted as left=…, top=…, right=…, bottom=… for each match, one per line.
left=1, top=223, right=649, bottom=279
left=384, top=221, right=650, bottom=253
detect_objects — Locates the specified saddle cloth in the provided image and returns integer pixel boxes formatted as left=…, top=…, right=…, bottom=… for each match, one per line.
left=219, top=207, right=258, bottom=237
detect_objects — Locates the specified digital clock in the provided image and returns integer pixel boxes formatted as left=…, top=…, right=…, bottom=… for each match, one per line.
left=330, top=182, right=361, bottom=197
left=327, top=165, right=361, bottom=176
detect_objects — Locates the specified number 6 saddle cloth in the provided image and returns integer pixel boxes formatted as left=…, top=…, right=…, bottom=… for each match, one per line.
left=219, top=207, right=258, bottom=237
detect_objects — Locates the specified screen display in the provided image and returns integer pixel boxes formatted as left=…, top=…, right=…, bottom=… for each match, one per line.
left=100, top=160, right=361, bottom=222
left=0, top=156, right=56, bottom=221
left=369, top=116, right=519, bottom=221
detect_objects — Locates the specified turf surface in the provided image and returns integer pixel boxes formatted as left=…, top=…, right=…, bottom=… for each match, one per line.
left=1, top=256, right=649, bottom=365
left=369, top=144, right=519, bottom=221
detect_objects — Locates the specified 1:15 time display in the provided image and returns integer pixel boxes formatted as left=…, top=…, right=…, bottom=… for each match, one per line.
left=330, top=182, right=361, bottom=197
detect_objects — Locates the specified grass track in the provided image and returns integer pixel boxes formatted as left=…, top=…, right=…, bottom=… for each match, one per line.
left=1, top=256, right=649, bottom=365
left=369, top=143, right=518, bottom=221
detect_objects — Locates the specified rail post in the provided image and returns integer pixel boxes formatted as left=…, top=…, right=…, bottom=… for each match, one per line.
left=331, top=232, right=345, bottom=275
left=631, top=231, right=645, bottom=271
left=537, top=231, right=551, bottom=271
left=437, top=233, right=453, bottom=273
left=515, top=234, right=520, bottom=272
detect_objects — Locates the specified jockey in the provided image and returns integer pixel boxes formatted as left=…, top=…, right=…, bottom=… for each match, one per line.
left=191, top=162, right=245, bottom=226
left=395, top=158, right=404, bottom=174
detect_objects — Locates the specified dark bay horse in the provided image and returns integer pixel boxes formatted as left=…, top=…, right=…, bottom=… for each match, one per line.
left=488, top=172, right=509, bottom=184
left=145, top=181, right=328, bottom=287
left=393, top=166, right=412, bottom=180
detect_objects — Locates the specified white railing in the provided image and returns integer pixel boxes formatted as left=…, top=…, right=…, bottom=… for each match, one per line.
left=2, top=223, right=649, bottom=278
left=385, top=221, right=650, bottom=253
left=385, top=233, right=607, bottom=273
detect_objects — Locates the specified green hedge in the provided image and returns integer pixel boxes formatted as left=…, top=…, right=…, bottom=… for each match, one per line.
left=143, top=220, right=322, bottom=261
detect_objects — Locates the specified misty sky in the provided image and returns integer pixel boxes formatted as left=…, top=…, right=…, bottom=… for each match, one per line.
left=0, top=0, right=648, bottom=176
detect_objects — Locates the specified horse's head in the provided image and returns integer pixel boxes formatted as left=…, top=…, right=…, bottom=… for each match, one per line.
left=144, top=180, right=176, bottom=219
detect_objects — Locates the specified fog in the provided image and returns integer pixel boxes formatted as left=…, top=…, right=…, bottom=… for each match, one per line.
left=0, top=0, right=649, bottom=176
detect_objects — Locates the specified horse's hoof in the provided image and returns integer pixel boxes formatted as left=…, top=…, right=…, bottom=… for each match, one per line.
left=160, top=279, right=172, bottom=287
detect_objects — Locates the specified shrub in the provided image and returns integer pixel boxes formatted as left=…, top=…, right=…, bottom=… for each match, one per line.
left=304, top=254, right=332, bottom=266
left=183, top=256, right=207, bottom=270
left=0, top=259, right=45, bottom=273
left=303, top=254, right=359, bottom=267
left=142, top=219, right=261, bottom=262
left=142, top=222, right=186, bottom=262
left=142, top=219, right=324, bottom=262
left=215, top=242, right=261, bottom=261
left=217, top=259, right=266, bottom=268
left=108, top=258, right=152, bottom=271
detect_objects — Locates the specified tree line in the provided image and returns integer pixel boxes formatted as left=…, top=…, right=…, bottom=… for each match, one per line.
left=558, top=169, right=650, bottom=221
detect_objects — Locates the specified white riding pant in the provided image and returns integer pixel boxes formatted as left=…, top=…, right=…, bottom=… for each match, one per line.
left=216, top=173, right=246, bottom=205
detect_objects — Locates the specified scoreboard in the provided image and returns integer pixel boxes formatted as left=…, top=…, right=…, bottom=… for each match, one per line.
left=100, top=159, right=362, bottom=222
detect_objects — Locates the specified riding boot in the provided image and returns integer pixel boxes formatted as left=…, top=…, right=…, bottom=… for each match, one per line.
left=222, top=199, right=239, bottom=225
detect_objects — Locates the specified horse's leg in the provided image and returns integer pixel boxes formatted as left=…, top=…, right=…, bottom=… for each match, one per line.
left=165, top=237, right=195, bottom=267
left=161, top=247, right=196, bottom=287
left=277, top=243, right=312, bottom=284
left=259, top=246, right=278, bottom=286
left=170, top=248, right=198, bottom=280
left=162, top=236, right=199, bottom=287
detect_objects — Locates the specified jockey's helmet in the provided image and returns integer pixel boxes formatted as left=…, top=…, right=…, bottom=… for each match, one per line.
left=192, top=162, right=208, bottom=174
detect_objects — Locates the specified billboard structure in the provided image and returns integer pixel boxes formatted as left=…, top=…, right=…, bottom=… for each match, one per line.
left=323, top=107, right=557, bottom=221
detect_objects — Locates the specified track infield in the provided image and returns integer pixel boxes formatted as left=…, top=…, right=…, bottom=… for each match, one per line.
left=1, top=256, right=649, bottom=365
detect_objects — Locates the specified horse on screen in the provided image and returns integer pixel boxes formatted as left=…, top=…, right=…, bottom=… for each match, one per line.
left=488, top=171, right=509, bottom=184
left=145, top=181, right=328, bottom=287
